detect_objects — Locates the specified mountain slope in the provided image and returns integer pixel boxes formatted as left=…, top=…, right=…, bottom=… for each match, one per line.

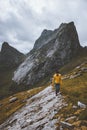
left=12, top=22, right=82, bottom=87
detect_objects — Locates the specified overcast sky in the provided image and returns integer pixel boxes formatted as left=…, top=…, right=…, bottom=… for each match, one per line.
left=0, top=0, right=87, bottom=53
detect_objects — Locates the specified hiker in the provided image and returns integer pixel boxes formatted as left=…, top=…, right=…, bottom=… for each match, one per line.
left=52, top=70, right=62, bottom=96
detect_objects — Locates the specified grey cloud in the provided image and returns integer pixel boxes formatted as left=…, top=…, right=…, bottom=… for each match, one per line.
left=0, top=0, right=87, bottom=53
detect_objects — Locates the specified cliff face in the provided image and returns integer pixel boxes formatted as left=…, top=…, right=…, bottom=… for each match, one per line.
left=12, top=22, right=82, bottom=86
left=0, top=42, right=25, bottom=68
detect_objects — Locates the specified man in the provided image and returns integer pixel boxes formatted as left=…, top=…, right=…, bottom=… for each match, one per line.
left=52, top=70, right=62, bottom=96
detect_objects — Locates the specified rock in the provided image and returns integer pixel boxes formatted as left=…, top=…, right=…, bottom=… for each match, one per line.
left=21, top=99, right=27, bottom=103
left=60, top=121, right=74, bottom=129
left=72, top=105, right=78, bottom=109
left=70, top=73, right=81, bottom=79
left=76, top=66, right=81, bottom=69
left=65, top=116, right=76, bottom=122
left=9, top=97, right=18, bottom=103
left=65, top=116, right=77, bottom=124
left=81, top=67, right=87, bottom=72
left=9, top=119, right=17, bottom=126
left=78, top=101, right=86, bottom=109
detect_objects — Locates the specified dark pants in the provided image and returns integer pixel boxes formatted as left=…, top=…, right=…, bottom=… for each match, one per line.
left=55, top=83, right=60, bottom=95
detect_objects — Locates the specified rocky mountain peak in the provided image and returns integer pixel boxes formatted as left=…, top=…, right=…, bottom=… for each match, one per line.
left=12, top=22, right=82, bottom=86
left=1, top=41, right=9, bottom=48
left=33, top=21, right=80, bottom=51
left=0, top=42, right=25, bottom=68
left=1, top=42, right=10, bottom=53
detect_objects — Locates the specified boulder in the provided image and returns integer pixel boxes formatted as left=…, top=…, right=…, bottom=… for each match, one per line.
left=72, top=105, right=78, bottom=109
left=81, top=67, right=87, bottom=72
left=78, top=101, right=86, bottom=109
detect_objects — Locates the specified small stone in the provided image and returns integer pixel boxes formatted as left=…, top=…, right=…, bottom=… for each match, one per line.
left=65, top=116, right=76, bottom=122
left=60, top=121, right=74, bottom=129
left=73, top=105, right=77, bottom=109
left=9, top=97, right=18, bottom=103
left=21, top=99, right=27, bottom=103
left=76, top=66, right=81, bottom=69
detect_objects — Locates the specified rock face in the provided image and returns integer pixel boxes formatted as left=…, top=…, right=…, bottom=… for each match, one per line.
left=0, top=42, right=25, bottom=68
left=12, top=22, right=82, bottom=86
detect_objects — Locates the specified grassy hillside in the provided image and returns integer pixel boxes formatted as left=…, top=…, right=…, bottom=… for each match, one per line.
left=61, top=61, right=87, bottom=103
left=54, top=58, right=87, bottom=129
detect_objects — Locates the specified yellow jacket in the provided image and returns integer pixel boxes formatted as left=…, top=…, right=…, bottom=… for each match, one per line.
left=52, top=73, right=62, bottom=86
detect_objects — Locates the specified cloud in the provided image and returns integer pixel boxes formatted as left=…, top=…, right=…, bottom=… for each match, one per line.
left=0, top=0, right=87, bottom=53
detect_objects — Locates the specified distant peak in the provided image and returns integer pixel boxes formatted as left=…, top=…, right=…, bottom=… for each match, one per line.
left=2, top=42, right=9, bottom=48
left=68, top=21, right=74, bottom=25
left=3, top=42, right=9, bottom=45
